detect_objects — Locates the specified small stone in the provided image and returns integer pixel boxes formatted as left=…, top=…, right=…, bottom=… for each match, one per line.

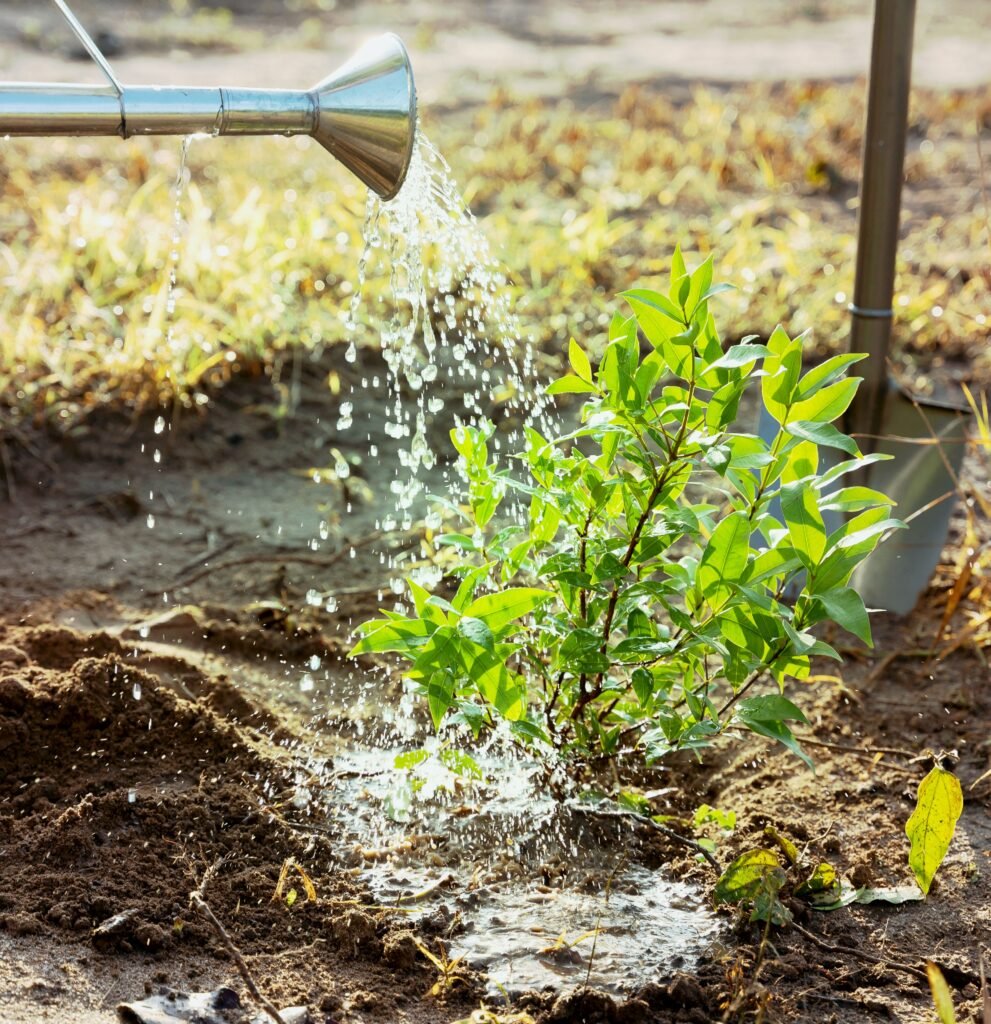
left=547, top=987, right=617, bottom=1023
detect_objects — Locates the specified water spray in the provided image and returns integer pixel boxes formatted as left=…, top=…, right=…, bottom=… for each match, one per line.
left=0, top=0, right=417, bottom=200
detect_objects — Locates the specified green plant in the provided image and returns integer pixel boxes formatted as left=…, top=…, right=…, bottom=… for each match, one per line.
left=350, top=252, right=901, bottom=768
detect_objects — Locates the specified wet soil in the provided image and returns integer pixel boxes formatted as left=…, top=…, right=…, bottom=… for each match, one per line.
left=1, top=347, right=990, bottom=1024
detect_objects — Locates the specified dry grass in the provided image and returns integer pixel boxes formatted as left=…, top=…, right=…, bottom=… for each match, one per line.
left=0, top=80, right=988, bottom=432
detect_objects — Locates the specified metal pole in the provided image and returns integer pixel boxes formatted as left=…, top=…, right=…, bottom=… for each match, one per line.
left=846, top=0, right=917, bottom=446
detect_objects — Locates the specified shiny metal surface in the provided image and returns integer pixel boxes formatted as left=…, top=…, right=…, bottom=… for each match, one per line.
left=52, top=0, right=122, bottom=96
left=0, top=7, right=416, bottom=198
left=311, top=33, right=417, bottom=200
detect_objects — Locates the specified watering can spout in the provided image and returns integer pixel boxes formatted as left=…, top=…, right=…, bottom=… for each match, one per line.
left=310, top=33, right=417, bottom=201
left=0, top=12, right=417, bottom=199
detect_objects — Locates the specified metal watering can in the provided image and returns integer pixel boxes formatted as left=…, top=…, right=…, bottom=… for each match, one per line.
left=0, top=0, right=417, bottom=199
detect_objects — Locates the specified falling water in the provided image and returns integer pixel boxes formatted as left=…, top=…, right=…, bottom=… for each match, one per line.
left=144, top=136, right=196, bottom=536
left=344, top=132, right=551, bottom=538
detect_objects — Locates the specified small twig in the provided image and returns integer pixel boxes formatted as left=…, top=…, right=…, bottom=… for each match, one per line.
left=173, top=529, right=416, bottom=589
left=790, top=920, right=927, bottom=983
left=570, top=803, right=722, bottom=874
left=979, top=945, right=990, bottom=1024
left=395, top=872, right=455, bottom=905
left=172, top=536, right=240, bottom=579
left=189, top=863, right=287, bottom=1024
left=794, top=735, right=916, bottom=759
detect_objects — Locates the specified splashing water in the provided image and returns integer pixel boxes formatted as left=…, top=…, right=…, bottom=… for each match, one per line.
left=345, top=132, right=551, bottom=525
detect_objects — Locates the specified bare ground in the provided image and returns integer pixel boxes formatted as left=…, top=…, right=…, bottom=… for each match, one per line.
left=1, top=347, right=989, bottom=1024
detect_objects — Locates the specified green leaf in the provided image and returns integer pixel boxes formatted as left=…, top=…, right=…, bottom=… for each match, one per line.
left=812, top=587, right=872, bottom=646
left=795, top=353, right=867, bottom=399
left=789, top=377, right=860, bottom=424
left=741, top=716, right=814, bottom=770
left=927, top=964, right=958, bottom=1024
left=457, top=616, right=494, bottom=650
left=349, top=617, right=431, bottom=655
left=698, top=511, right=750, bottom=603
left=780, top=482, right=827, bottom=567
left=452, top=563, right=493, bottom=612
left=713, top=849, right=783, bottom=906
left=761, top=326, right=802, bottom=424
left=735, top=694, right=808, bottom=725
left=569, top=337, right=593, bottom=381
left=465, top=588, right=551, bottom=632
left=818, top=485, right=895, bottom=514
left=547, top=375, right=598, bottom=396
left=394, top=749, right=430, bottom=771
left=438, top=748, right=484, bottom=780
left=707, top=343, right=773, bottom=371
left=795, top=861, right=839, bottom=898
left=763, top=825, right=800, bottom=866
left=631, top=667, right=654, bottom=705
left=425, top=672, right=455, bottom=730
left=906, top=766, right=964, bottom=896
left=692, top=803, right=736, bottom=830
left=785, top=419, right=860, bottom=456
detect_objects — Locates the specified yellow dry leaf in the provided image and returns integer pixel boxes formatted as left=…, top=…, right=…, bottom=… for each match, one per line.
left=906, top=766, right=964, bottom=896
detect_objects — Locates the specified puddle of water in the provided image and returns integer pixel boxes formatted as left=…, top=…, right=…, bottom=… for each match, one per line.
left=307, top=741, right=723, bottom=997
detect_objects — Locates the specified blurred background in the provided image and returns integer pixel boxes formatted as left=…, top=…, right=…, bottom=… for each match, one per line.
left=1, top=0, right=989, bottom=430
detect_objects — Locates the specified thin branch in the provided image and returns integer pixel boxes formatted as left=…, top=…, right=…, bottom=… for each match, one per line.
left=173, top=529, right=416, bottom=589
left=189, top=862, right=287, bottom=1024
left=789, top=920, right=927, bottom=983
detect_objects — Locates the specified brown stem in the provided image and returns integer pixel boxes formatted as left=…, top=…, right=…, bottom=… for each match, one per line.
left=190, top=866, right=287, bottom=1024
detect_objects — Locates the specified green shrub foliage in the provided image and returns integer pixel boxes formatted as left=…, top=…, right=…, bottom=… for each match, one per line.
left=351, top=251, right=901, bottom=767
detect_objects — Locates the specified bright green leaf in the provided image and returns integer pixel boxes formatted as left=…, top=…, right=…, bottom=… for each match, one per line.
left=465, top=588, right=552, bottom=632
left=781, top=482, right=827, bottom=567
left=569, top=337, right=593, bottom=381
left=547, top=375, right=598, bottom=396
left=785, top=419, right=860, bottom=456
left=714, top=849, right=783, bottom=906
left=698, top=511, right=750, bottom=603
left=789, top=377, right=860, bottom=424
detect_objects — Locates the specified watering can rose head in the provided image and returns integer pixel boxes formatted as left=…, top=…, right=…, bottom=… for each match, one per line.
left=350, top=250, right=902, bottom=770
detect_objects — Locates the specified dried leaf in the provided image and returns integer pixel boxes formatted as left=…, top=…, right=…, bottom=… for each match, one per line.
left=906, top=766, right=964, bottom=896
